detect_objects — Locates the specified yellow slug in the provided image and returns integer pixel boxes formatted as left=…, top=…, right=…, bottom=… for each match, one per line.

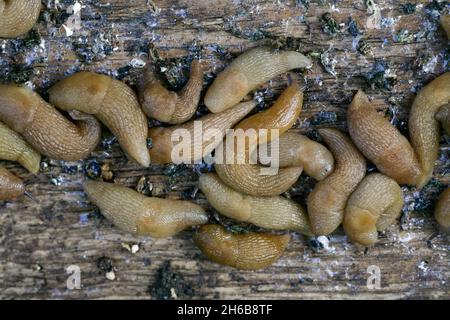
left=435, top=188, right=450, bottom=232
left=0, top=0, right=41, bottom=38
left=0, top=166, right=25, bottom=201
left=204, top=47, right=312, bottom=113
left=307, top=128, right=366, bottom=236
left=138, top=60, right=203, bottom=124
left=0, top=85, right=101, bottom=161
left=0, top=121, right=40, bottom=174
left=199, top=173, right=312, bottom=235
left=344, top=173, right=404, bottom=246
left=84, top=180, right=208, bottom=238
left=48, top=72, right=150, bottom=167
left=193, top=224, right=290, bottom=270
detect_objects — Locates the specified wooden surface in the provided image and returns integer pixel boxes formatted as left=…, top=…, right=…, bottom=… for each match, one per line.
left=0, top=0, right=449, bottom=300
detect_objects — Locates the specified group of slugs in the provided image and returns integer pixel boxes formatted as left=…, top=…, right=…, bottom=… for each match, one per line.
left=0, top=2, right=449, bottom=270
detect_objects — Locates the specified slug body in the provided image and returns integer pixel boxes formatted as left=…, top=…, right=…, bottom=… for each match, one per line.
left=0, top=0, right=41, bottom=38
left=435, top=188, right=450, bottom=232
left=138, top=60, right=203, bottom=124
left=0, top=85, right=101, bottom=161
left=49, top=72, right=150, bottom=167
left=199, top=173, right=312, bottom=235
left=84, top=181, right=208, bottom=238
left=0, top=167, right=25, bottom=200
left=307, top=129, right=366, bottom=236
left=204, top=47, right=312, bottom=113
left=148, top=101, right=255, bottom=164
left=0, top=122, right=40, bottom=174
left=409, top=72, right=450, bottom=188
left=193, top=224, right=290, bottom=270
left=257, top=132, right=335, bottom=181
left=344, top=173, right=404, bottom=246
left=214, top=85, right=304, bottom=196
left=348, top=90, right=421, bottom=186
left=436, top=104, right=450, bottom=135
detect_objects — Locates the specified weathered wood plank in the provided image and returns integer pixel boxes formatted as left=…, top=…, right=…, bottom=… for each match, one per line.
left=0, top=0, right=449, bottom=299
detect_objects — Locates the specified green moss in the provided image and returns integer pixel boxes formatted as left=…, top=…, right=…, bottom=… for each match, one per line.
left=401, top=3, right=417, bottom=14
left=322, top=13, right=340, bottom=35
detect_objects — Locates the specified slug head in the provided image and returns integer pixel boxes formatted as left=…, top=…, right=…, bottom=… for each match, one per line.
left=204, top=69, right=249, bottom=113
left=0, top=85, right=36, bottom=133
left=48, top=72, right=111, bottom=114
left=0, top=167, right=25, bottom=200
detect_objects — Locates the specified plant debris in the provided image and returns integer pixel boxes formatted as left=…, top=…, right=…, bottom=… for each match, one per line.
left=150, top=261, right=195, bottom=300
left=366, top=60, right=397, bottom=91
left=322, top=13, right=341, bottom=35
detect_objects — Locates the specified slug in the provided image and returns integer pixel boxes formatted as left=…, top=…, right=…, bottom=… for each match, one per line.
left=199, top=173, right=312, bottom=235
left=0, top=122, right=40, bottom=174
left=435, top=188, right=450, bottom=232
left=214, top=84, right=304, bottom=196
left=0, top=167, right=25, bottom=201
left=0, top=85, right=101, bottom=161
left=193, top=224, right=290, bottom=270
left=148, top=101, right=255, bottom=164
left=343, top=173, right=404, bottom=246
left=307, top=129, right=366, bottom=236
left=409, top=72, right=450, bottom=188
left=441, top=15, right=450, bottom=39
left=436, top=104, right=450, bottom=135
left=0, top=0, right=41, bottom=38
left=204, top=47, right=312, bottom=113
left=138, top=60, right=203, bottom=124
left=48, top=72, right=150, bottom=167
left=347, top=90, right=421, bottom=186
left=84, top=181, right=208, bottom=238
left=256, top=132, right=335, bottom=181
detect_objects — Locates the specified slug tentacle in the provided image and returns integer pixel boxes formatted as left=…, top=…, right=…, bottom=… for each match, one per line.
left=84, top=181, right=208, bottom=238
left=435, top=188, right=450, bottom=232
left=347, top=90, right=421, bottom=186
left=205, top=47, right=312, bottom=113
left=214, top=85, right=304, bottom=196
left=49, top=72, right=150, bottom=167
left=436, top=104, right=450, bottom=135
left=307, top=129, right=366, bottom=236
left=0, top=167, right=25, bottom=200
left=148, top=101, right=255, bottom=164
left=256, top=132, right=335, bottom=181
left=138, top=60, right=203, bottom=124
left=0, top=85, right=101, bottom=161
left=409, top=72, right=450, bottom=188
left=0, top=0, right=41, bottom=38
left=199, top=173, right=312, bottom=235
left=0, top=122, right=40, bottom=174
left=344, top=173, right=404, bottom=246
left=193, top=224, right=290, bottom=270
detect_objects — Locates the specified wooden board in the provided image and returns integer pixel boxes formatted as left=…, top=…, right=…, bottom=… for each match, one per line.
left=0, top=0, right=449, bottom=300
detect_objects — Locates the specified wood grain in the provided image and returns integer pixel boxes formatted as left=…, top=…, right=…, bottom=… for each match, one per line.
left=0, top=0, right=449, bottom=299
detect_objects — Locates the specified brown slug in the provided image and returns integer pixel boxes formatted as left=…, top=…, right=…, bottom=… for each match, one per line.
left=256, top=132, right=335, bottom=181
left=214, top=84, right=304, bottom=196
left=84, top=180, right=208, bottom=238
left=193, top=224, right=290, bottom=270
left=409, top=72, right=450, bottom=188
left=0, top=0, right=41, bottom=38
left=0, top=85, right=101, bottom=161
left=138, top=60, right=203, bottom=124
left=199, top=173, right=312, bottom=235
left=204, top=46, right=312, bottom=113
left=148, top=101, right=255, bottom=164
left=307, top=128, right=366, bottom=236
left=48, top=72, right=150, bottom=167
left=435, top=188, right=450, bottom=232
left=0, top=166, right=25, bottom=201
left=0, top=121, right=40, bottom=174
left=347, top=90, right=422, bottom=186
left=343, top=173, right=404, bottom=246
